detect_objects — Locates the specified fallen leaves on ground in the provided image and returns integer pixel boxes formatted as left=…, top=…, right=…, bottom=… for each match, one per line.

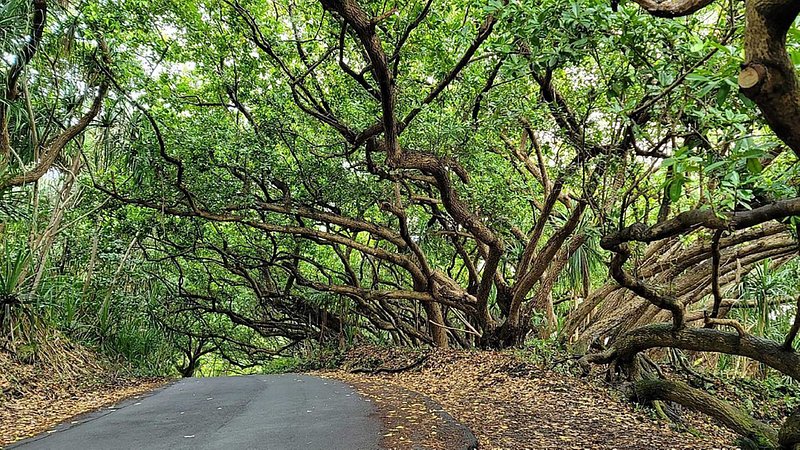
left=0, top=378, right=167, bottom=446
left=324, top=348, right=740, bottom=450
left=320, top=372, right=475, bottom=450
left=0, top=338, right=168, bottom=447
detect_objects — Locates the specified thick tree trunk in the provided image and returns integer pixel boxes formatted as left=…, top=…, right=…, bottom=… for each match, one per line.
left=180, top=357, right=199, bottom=378
left=480, top=321, right=528, bottom=349
left=632, top=378, right=778, bottom=447
left=780, top=409, right=800, bottom=450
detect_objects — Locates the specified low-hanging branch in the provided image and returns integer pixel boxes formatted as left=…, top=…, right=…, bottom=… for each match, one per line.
left=630, top=378, right=778, bottom=446
left=602, top=197, right=800, bottom=250
left=563, top=221, right=794, bottom=345
left=582, top=323, right=800, bottom=381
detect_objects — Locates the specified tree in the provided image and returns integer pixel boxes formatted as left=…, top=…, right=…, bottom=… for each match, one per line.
left=628, top=0, right=800, bottom=157
left=570, top=1, right=800, bottom=447
left=0, top=0, right=109, bottom=190
left=87, top=0, right=753, bottom=351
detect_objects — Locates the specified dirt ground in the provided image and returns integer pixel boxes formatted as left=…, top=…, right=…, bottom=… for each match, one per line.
left=0, top=340, right=167, bottom=447
left=0, top=378, right=167, bottom=447
left=325, top=347, right=742, bottom=450
left=320, top=372, right=478, bottom=449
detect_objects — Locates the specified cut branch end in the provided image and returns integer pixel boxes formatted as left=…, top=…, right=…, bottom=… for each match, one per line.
left=738, top=64, right=766, bottom=91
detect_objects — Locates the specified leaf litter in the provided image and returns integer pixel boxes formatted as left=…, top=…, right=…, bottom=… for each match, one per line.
left=321, top=347, right=741, bottom=450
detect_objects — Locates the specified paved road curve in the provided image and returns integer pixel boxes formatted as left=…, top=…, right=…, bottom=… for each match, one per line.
left=11, top=374, right=383, bottom=450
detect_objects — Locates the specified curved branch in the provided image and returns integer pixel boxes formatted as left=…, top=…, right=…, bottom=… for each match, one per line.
left=1, top=81, right=108, bottom=189
left=609, top=244, right=686, bottom=330
left=783, top=296, right=800, bottom=351
left=602, top=197, right=800, bottom=250
left=632, top=378, right=778, bottom=446
left=1, top=0, right=47, bottom=157
left=628, top=0, right=716, bottom=17
left=584, top=323, right=800, bottom=381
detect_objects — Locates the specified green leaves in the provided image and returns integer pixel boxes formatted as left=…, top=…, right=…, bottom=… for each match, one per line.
left=667, top=177, right=684, bottom=203
left=3, top=0, right=795, bottom=379
left=745, top=156, right=762, bottom=175
left=0, top=240, right=30, bottom=298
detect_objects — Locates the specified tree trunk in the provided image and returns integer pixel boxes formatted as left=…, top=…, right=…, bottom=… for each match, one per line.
left=424, top=302, right=449, bottom=348
left=781, top=409, right=800, bottom=450
left=30, top=152, right=83, bottom=296
left=632, top=378, right=778, bottom=448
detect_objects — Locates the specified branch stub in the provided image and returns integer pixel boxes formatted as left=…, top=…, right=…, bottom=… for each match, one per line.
left=738, top=64, right=767, bottom=91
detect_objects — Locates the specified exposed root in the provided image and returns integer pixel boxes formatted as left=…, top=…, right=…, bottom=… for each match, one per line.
left=629, top=378, right=778, bottom=448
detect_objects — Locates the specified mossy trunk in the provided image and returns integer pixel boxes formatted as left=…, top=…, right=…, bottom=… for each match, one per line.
left=632, top=378, right=778, bottom=448
left=780, top=409, right=800, bottom=450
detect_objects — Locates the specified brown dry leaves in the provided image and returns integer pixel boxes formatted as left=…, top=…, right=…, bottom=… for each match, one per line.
left=329, top=374, right=445, bottom=449
left=327, top=349, right=738, bottom=450
left=323, top=372, right=474, bottom=450
left=0, top=379, right=166, bottom=446
left=0, top=345, right=168, bottom=447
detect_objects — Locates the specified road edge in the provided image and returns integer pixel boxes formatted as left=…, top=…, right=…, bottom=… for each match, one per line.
left=5, top=380, right=175, bottom=449
left=319, top=372, right=479, bottom=450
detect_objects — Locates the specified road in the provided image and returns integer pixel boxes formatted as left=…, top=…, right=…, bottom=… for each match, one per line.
left=10, top=374, right=383, bottom=450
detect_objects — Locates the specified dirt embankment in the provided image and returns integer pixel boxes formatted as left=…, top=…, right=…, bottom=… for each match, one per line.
left=323, top=347, right=741, bottom=450
left=0, top=335, right=167, bottom=447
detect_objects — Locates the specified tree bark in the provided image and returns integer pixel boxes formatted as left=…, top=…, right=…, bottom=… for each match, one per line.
left=629, top=0, right=716, bottom=17
left=780, top=409, right=800, bottom=450
left=632, top=378, right=778, bottom=447
left=783, top=296, right=800, bottom=351
left=738, top=0, right=800, bottom=156
left=1, top=0, right=47, bottom=159
left=424, top=302, right=449, bottom=348
left=583, top=323, right=800, bottom=381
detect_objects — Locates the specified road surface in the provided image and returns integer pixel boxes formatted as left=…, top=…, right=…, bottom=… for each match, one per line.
left=10, top=374, right=383, bottom=450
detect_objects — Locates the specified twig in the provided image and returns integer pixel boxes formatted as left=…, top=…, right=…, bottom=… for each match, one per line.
left=783, top=296, right=800, bottom=351
left=350, top=354, right=429, bottom=375
left=704, top=313, right=747, bottom=337
left=428, top=319, right=482, bottom=337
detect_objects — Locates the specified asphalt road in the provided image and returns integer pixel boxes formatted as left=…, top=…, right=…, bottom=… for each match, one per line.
left=10, top=374, right=383, bottom=450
